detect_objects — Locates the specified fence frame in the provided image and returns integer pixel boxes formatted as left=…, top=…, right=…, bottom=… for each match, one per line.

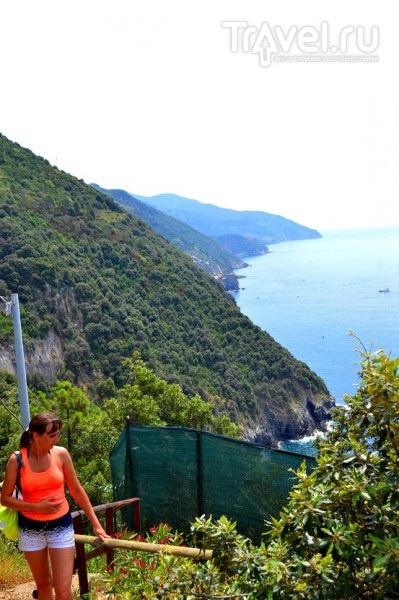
left=72, top=497, right=141, bottom=597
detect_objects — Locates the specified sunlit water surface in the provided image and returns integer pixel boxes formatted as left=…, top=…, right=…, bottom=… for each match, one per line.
left=233, top=227, right=399, bottom=453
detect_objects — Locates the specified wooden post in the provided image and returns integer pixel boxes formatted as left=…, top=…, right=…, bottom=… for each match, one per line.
left=73, top=514, right=90, bottom=596
left=105, top=506, right=115, bottom=570
left=132, top=496, right=141, bottom=533
left=71, top=497, right=141, bottom=597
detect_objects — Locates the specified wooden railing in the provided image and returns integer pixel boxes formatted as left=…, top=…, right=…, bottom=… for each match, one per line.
left=72, top=497, right=141, bottom=596
left=74, top=534, right=213, bottom=560
left=71, top=497, right=212, bottom=598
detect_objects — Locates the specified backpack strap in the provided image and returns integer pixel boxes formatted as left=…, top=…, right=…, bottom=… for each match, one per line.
left=12, top=451, right=24, bottom=497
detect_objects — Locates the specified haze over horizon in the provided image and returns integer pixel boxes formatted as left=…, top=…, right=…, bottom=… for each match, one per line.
left=0, top=1, right=397, bottom=232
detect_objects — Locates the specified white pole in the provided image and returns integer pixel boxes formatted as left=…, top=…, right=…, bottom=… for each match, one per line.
left=11, top=293, right=30, bottom=428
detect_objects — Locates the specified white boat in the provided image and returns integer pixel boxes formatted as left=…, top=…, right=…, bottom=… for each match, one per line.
left=379, top=287, right=390, bottom=293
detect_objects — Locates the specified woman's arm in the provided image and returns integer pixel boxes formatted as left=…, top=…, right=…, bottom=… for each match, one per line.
left=60, top=447, right=109, bottom=540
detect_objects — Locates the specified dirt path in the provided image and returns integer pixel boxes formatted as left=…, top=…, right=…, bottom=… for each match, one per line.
left=0, top=574, right=109, bottom=599
left=0, top=581, right=39, bottom=600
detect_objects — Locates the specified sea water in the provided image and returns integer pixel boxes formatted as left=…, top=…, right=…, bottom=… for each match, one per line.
left=233, top=227, right=399, bottom=453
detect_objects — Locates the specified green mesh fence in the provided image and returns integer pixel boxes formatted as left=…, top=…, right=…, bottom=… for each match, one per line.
left=110, top=425, right=315, bottom=543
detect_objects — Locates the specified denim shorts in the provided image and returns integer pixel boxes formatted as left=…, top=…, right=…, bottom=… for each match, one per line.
left=18, top=512, right=75, bottom=551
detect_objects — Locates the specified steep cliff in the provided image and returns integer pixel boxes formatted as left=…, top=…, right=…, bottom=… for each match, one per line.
left=0, top=133, right=334, bottom=445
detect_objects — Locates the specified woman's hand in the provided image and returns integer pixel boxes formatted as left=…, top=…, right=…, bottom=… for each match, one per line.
left=92, top=522, right=110, bottom=541
left=37, top=498, right=64, bottom=513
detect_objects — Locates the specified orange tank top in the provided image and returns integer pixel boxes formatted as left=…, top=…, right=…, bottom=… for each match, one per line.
left=19, top=446, right=69, bottom=521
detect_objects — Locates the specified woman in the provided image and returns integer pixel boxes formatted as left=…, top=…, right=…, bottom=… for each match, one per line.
left=0, top=412, right=109, bottom=600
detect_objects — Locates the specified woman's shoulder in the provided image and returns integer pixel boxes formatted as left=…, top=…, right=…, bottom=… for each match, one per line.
left=52, top=445, right=71, bottom=460
left=6, top=451, right=19, bottom=468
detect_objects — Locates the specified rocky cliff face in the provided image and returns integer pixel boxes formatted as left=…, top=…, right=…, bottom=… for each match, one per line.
left=0, top=331, right=64, bottom=382
left=245, top=394, right=335, bottom=448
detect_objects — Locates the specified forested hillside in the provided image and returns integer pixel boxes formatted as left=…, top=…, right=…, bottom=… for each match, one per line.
left=92, top=185, right=248, bottom=290
left=0, top=134, right=333, bottom=445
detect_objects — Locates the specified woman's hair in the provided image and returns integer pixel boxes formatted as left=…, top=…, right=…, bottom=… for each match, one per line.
left=19, top=412, right=62, bottom=448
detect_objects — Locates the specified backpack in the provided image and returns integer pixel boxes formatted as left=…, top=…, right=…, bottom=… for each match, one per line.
left=0, top=450, right=24, bottom=540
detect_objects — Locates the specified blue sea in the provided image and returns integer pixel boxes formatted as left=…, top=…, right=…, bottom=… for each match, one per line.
left=233, top=227, right=399, bottom=453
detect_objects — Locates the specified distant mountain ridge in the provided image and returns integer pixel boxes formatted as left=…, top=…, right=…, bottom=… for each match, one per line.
left=133, top=192, right=322, bottom=243
left=91, top=185, right=247, bottom=290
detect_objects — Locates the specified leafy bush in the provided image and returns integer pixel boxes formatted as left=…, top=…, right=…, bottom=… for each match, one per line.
left=263, top=345, right=399, bottom=598
left=100, top=347, right=399, bottom=599
left=101, top=520, right=248, bottom=599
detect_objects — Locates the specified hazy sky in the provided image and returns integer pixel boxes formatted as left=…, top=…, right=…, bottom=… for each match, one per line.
left=0, top=1, right=397, bottom=231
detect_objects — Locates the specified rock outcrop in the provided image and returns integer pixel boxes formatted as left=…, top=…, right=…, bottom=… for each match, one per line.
left=0, top=331, right=64, bottom=382
left=247, top=394, right=335, bottom=448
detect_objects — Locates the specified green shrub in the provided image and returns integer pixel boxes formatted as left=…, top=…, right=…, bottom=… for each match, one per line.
left=100, top=347, right=399, bottom=599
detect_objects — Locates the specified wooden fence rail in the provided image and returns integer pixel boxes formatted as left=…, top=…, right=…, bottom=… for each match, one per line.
left=74, top=533, right=213, bottom=560
left=71, top=497, right=141, bottom=597
left=70, top=497, right=212, bottom=598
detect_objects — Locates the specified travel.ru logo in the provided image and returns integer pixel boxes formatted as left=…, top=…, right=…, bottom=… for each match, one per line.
left=221, top=21, right=379, bottom=67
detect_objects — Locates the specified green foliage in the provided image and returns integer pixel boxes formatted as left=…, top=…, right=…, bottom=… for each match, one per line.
left=0, top=536, right=31, bottom=586
left=102, top=521, right=248, bottom=599
left=1, top=347, right=398, bottom=598
left=49, top=381, right=91, bottom=451
left=94, top=185, right=247, bottom=278
left=0, top=355, right=239, bottom=509
left=0, top=372, right=25, bottom=460
left=262, top=346, right=399, bottom=598
left=0, top=132, right=331, bottom=444
left=100, top=347, right=399, bottom=598
left=103, top=354, right=240, bottom=437
left=0, top=312, right=13, bottom=343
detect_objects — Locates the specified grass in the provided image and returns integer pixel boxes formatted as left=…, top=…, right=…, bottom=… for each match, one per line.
left=0, top=537, right=31, bottom=586
left=0, top=537, right=110, bottom=597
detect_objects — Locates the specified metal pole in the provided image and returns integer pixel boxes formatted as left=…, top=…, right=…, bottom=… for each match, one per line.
left=11, top=293, right=30, bottom=428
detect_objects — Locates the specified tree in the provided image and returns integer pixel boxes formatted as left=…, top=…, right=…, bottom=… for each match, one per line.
left=103, top=354, right=240, bottom=436
left=259, top=345, right=399, bottom=598
left=49, top=381, right=90, bottom=451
